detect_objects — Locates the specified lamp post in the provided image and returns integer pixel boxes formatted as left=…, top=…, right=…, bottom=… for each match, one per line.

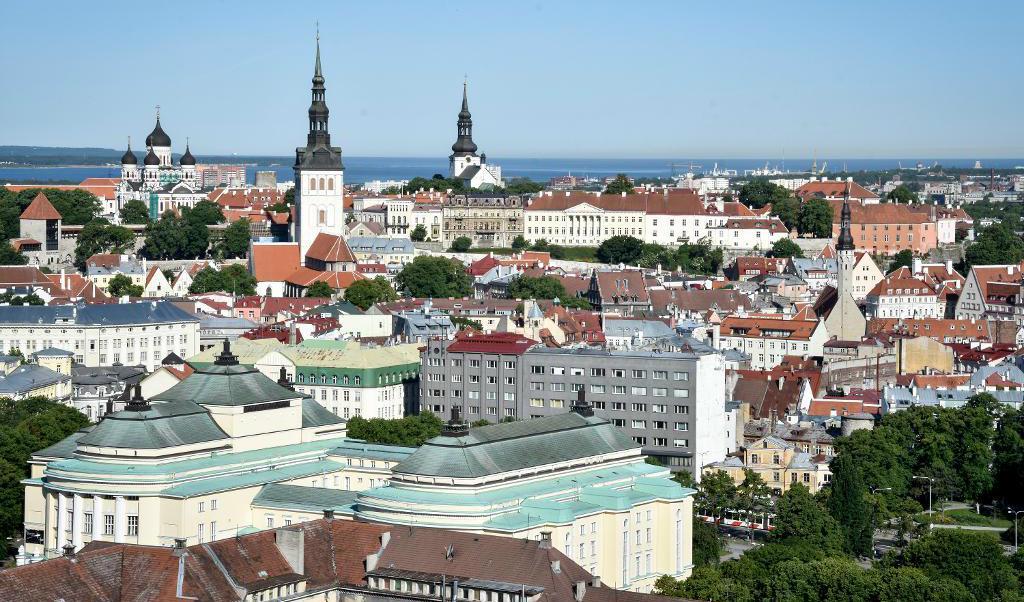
left=1011, top=509, right=1024, bottom=553
left=913, top=476, right=934, bottom=530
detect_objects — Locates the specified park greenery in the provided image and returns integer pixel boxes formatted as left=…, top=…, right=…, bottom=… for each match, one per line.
left=885, top=184, right=919, bottom=204
left=596, top=235, right=724, bottom=274
left=449, top=236, right=473, bottom=252
left=0, top=291, right=43, bottom=305
left=73, top=219, right=134, bottom=269
left=106, top=273, right=143, bottom=298
left=304, top=281, right=335, bottom=299
left=396, top=256, right=473, bottom=298
left=507, top=275, right=591, bottom=309
left=888, top=249, right=915, bottom=273
left=0, top=397, right=90, bottom=544
left=187, top=264, right=257, bottom=296
left=0, top=188, right=101, bottom=241
left=345, top=412, right=443, bottom=447
left=0, top=242, right=28, bottom=265
left=119, top=199, right=151, bottom=224
left=767, top=238, right=804, bottom=259
left=797, top=198, right=834, bottom=238
left=142, top=200, right=225, bottom=260
left=739, top=180, right=792, bottom=209
left=343, top=276, right=398, bottom=309
left=217, top=218, right=251, bottom=259
left=965, top=222, right=1024, bottom=269
left=410, top=224, right=427, bottom=242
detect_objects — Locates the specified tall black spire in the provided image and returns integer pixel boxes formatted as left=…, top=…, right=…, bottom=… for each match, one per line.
left=837, top=181, right=855, bottom=251
left=451, top=81, right=478, bottom=156
left=295, top=31, right=343, bottom=171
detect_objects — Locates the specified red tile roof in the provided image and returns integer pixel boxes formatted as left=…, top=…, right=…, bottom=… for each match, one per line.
left=467, top=254, right=501, bottom=276
left=285, top=267, right=364, bottom=289
left=446, top=330, right=536, bottom=354
left=796, top=180, right=879, bottom=201
left=20, top=192, right=62, bottom=220
left=251, top=243, right=301, bottom=282
left=305, top=233, right=356, bottom=264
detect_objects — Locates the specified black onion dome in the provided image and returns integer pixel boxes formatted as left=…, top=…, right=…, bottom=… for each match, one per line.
left=121, top=144, right=138, bottom=165
left=146, top=117, right=171, bottom=147
left=179, top=144, right=196, bottom=166
left=144, top=149, right=160, bottom=166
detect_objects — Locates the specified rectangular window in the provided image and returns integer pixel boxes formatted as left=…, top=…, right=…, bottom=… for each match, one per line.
left=652, top=388, right=667, bottom=397
left=83, top=512, right=93, bottom=535
left=591, top=384, right=606, bottom=394
left=673, top=389, right=689, bottom=398
left=653, top=371, right=668, bottom=380
left=197, top=522, right=205, bottom=544
left=504, top=361, right=515, bottom=369
left=632, top=370, right=646, bottom=378
left=531, top=365, right=545, bottom=374
left=613, top=386, right=626, bottom=395
left=103, top=514, right=114, bottom=535
left=673, top=371, right=689, bottom=381
left=127, top=515, right=139, bottom=537
left=631, top=387, right=647, bottom=395
left=551, top=383, right=565, bottom=392
left=550, top=366, right=565, bottom=375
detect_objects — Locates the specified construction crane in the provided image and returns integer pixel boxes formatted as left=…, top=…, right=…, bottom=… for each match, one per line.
left=668, top=162, right=703, bottom=177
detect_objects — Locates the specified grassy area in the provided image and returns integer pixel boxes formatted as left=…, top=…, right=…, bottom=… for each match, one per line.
left=915, top=509, right=1012, bottom=528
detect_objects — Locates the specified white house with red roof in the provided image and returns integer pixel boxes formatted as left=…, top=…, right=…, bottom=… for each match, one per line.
left=865, top=267, right=944, bottom=319
left=955, top=262, right=1024, bottom=323
left=796, top=177, right=880, bottom=204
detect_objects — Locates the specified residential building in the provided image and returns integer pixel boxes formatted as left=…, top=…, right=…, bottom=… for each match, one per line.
left=587, top=270, right=652, bottom=316
left=70, top=363, right=147, bottom=421
left=865, top=267, right=943, bottom=319
left=827, top=199, right=937, bottom=255
left=0, top=353, right=71, bottom=401
left=704, top=434, right=832, bottom=495
left=709, top=216, right=789, bottom=251
left=0, top=301, right=199, bottom=371
left=795, top=177, right=880, bottom=204
left=442, top=193, right=524, bottom=248
left=345, top=236, right=416, bottom=269
left=716, top=312, right=830, bottom=370
left=955, top=262, right=1024, bottom=323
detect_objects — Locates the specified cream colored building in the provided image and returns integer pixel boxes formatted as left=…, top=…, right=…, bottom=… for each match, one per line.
left=704, top=434, right=833, bottom=495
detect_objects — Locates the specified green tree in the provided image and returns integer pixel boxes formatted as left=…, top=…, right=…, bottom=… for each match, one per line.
left=965, top=221, right=1024, bottom=268
left=735, top=469, right=771, bottom=540
left=596, top=235, right=644, bottom=265
left=106, top=273, right=143, bottom=297
left=410, top=224, right=427, bottom=242
left=183, top=199, right=225, bottom=225
left=770, top=484, right=843, bottom=553
left=345, top=412, right=444, bottom=446
left=899, top=529, right=1019, bottom=601
left=739, top=180, right=791, bottom=209
left=692, top=519, right=723, bottom=569
left=697, top=469, right=738, bottom=523
left=451, top=316, right=484, bottom=331
left=504, top=178, right=544, bottom=195
left=511, top=235, right=528, bottom=251
left=769, top=195, right=800, bottom=230
left=305, top=281, right=335, bottom=298
left=0, top=242, right=28, bottom=265
left=396, top=256, right=473, bottom=298
left=219, top=218, right=251, bottom=259
left=119, top=199, right=151, bottom=224
left=284, top=188, right=296, bottom=205
left=344, top=277, right=398, bottom=309
left=766, top=238, right=803, bottom=258
left=890, top=249, right=914, bottom=273
left=508, top=275, right=566, bottom=300
left=993, top=407, right=1024, bottom=506
left=450, top=236, right=473, bottom=252
left=886, top=184, right=918, bottom=204
left=9, top=188, right=101, bottom=225
left=798, top=198, right=834, bottom=238
left=603, top=173, right=635, bottom=195
left=406, top=175, right=465, bottom=194
left=827, top=453, right=874, bottom=556
left=188, top=264, right=256, bottom=296
left=74, top=219, right=135, bottom=269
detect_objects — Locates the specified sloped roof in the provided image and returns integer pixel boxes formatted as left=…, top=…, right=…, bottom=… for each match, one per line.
left=446, top=330, right=536, bottom=355
left=252, top=482, right=358, bottom=514
left=796, top=180, right=879, bottom=200
left=250, top=242, right=301, bottom=282
left=20, top=192, right=62, bottom=220
left=393, top=413, right=638, bottom=478
left=153, top=359, right=300, bottom=407
left=301, top=398, right=347, bottom=428
left=78, top=400, right=228, bottom=449
left=306, top=232, right=355, bottom=263
left=284, top=267, right=364, bottom=288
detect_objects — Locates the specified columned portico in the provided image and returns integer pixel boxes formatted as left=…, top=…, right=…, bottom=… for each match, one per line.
left=114, top=495, right=126, bottom=543
left=55, top=493, right=67, bottom=551
left=71, top=493, right=84, bottom=551
left=92, top=495, right=103, bottom=542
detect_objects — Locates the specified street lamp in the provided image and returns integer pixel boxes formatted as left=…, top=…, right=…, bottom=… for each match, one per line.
left=913, top=476, right=934, bottom=530
left=1011, top=509, right=1024, bottom=553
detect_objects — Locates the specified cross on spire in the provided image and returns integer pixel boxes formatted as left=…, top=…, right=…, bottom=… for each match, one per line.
left=156, top=104, right=160, bottom=120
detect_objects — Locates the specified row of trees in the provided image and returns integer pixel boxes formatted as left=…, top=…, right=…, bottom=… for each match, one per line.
left=657, top=480, right=1024, bottom=601
left=594, top=235, right=725, bottom=274
left=964, top=221, right=1024, bottom=269
left=0, top=397, right=90, bottom=542
left=396, top=256, right=473, bottom=298
left=386, top=175, right=545, bottom=197
left=507, top=275, right=591, bottom=309
left=0, top=187, right=104, bottom=266
left=345, top=412, right=443, bottom=446
left=142, top=201, right=249, bottom=260
left=736, top=180, right=834, bottom=238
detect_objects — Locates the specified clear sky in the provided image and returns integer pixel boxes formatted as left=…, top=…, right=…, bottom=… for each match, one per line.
left=1, top=0, right=1021, bottom=158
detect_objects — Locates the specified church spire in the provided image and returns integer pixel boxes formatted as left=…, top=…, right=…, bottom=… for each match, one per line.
left=307, top=29, right=330, bottom=147
left=837, top=181, right=855, bottom=251
left=451, top=79, right=478, bottom=156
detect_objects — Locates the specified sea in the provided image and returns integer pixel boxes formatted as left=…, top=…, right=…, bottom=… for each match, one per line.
left=2, top=157, right=1023, bottom=185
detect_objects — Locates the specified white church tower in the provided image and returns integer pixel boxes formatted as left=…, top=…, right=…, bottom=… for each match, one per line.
left=294, top=34, right=345, bottom=261
left=825, top=182, right=868, bottom=341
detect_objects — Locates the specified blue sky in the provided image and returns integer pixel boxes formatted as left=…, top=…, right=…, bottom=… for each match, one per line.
left=1, top=1, right=1021, bottom=158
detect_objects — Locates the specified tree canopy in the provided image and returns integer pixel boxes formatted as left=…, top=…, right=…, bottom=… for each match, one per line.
left=965, top=222, right=1024, bottom=268
left=218, top=218, right=251, bottom=259
left=119, top=199, right=151, bottom=224
left=739, top=180, right=791, bottom=209
left=0, top=242, right=28, bottom=266
left=886, top=184, right=918, bottom=204
left=396, top=256, right=472, bottom=298
left=449, top=236, right=473, bottom=252
left=770, top=195, right=800, bottom=230
left=889, top=249, right=914, bottom=273
left=343, top=276, right=398, bottom=309
left=142, top=210, right=211, bottom=260
left=767, top=238, right=803, bottom=258
left=507, top=275, right=567, bottom=300
left=345, top=412, right=443, bottom=446
left=798, top=198, right=834, bottom=238
left=410, top=224, right=427, bottom=242
left=74, top=219, right=135, bottom=269
left=504, top=178, right=544, bottom=195
left=107, top=273, right=143, bottom=298
left=603, top=174, right=635, bottom=195
left=596, top=235, right=644, bottom=265
left=304, top=281, right=335, bottom=298
left=187, top=264, right=256, bottom=296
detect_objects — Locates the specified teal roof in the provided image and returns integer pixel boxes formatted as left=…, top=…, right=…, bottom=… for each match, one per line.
left=301, top=398, right=346, bottom=429
left=329, top=440, right=416, bottom=462
left=392, top=413, right=639, bottom=478
left=78, top=401, right=229, bottom=449
left=152, top=363, right=299, bottom=407
left=252, top=483, right=358, bottom=515
left=34, top=427, right=93, bottom=459
left=162, top=458, right=346, bottom=497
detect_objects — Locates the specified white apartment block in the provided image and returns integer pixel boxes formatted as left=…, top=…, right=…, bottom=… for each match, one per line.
left=715, top=312, right=830, bottom=370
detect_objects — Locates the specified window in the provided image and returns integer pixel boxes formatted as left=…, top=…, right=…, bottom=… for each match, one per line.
left=673, top=389, right=689, bottom=398
left=591, top=384, right=606, bottom=394
left=591, top=368, right=606, bottom=377
left=486, top=360, right=497, bottom=369
left=631, top=420, right=646, bottom=429
left=613, top=386, right=626, bottom=395
left=550, top=366, right=565, bottom=375
left=197, top=522, right=205, bottom=543
left=198, top=501, right=205, bottom=513
left=569, top=367, right=584, bottom=376
left=531, top=365, right=545, bottom=374
left=653, top=371, right=668, bottom=380
left=632, top=369, right=646, bottom=378
left=631, top=387, right=647, bottom=395
left=674, top=422, right=689, bottom=431
left=267, top=516, right=275, bottom=528
left=652, top=388, right=667, bottom=397
left=127, top=515, right=139, bottom=537
left=83, top=512, right=93, bottom=534
left=613, top=369, right=625, bottom=378
left=103, top=514, right=114, bottom=535
left=673, top=371, right=689, bottom=381
left=551, top=382, right=565, bottom=392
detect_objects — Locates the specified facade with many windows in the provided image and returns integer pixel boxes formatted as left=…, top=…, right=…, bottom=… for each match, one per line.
left=0, top=301, right=199, bottom=372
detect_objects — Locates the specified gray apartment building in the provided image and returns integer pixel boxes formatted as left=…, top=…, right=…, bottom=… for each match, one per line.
left=419, top=331, right=728, bottom=476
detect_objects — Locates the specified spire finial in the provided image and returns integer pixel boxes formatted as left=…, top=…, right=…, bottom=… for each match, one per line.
left=127, top=135, right=131, bottom=148
left=156, top=104, right=160, bottom=121
left=313, top=27, right=323, bottom=79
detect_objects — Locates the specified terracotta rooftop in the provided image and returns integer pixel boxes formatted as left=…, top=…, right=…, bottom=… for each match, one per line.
left=20, top=192, right=62, bottom=220
left=305, top=232, right=356, bottom=264
left=250, top=243, right=301, bottom=282
left=446, top=330, right=536, bottom=355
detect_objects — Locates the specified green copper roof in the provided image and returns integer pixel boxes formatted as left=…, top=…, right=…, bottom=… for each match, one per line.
left=34, top=427, right=93, bottom=459
left=252, top=483, right=358, bottom=515
left=162, top=459, right=346, bottom=497
left=302, top=398, right=346, bottom=429
left=392, top=413, right=639, bottom=478
left=78, top=401, right=229, bottom=449
left=152, top=363, right=300, bottom=407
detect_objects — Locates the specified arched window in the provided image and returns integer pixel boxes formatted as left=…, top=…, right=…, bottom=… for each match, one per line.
left=327, top=178, right=334, bottom=190
left=319, top=177, right=326, bottom=190
left=309, top=178, right=317, bottom=191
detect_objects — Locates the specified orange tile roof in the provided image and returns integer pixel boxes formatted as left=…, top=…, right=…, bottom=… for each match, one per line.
left=867, top=267, right=938, bottom=297
left=867, top=317, right=992, bottom=341
left=826, top=199, right=930, bottom=225
left=720, top=315, right=819, bottom=340
left=305, top=233, right=355, bottom=263
left=796, top=180, right=879, bottom=200
left=285, top=267, right=365, bottom=288
left=19, top=192, right=62, bottom=220
left=250, top=243, right=301, bottom=282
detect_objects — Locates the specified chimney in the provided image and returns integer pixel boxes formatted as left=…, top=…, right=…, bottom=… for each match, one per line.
left=945, top=259, right=953, bottom=273
left=551, top=560, right=561, bottom=574
left=323, top=508, right=335, bottom=520
left=574, top=581, right=587, bottom=601
left=172, top=537, right=188, bottom=557
left=274, top=528, right=305, bottom=574
left=62, top=543, right=75, bottom=559
left=288, top=321, right=297, bottom=345
left=538, top=531, right=552, bottom=549
left=591, top=577, right=602, bottom=588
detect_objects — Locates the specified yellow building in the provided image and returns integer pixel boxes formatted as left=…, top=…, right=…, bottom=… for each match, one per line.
left=704, top=434, right=833, bottom=495
left=895, top=334, right=954, bottom=374
left=0, top=348, right=72, bottom=401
